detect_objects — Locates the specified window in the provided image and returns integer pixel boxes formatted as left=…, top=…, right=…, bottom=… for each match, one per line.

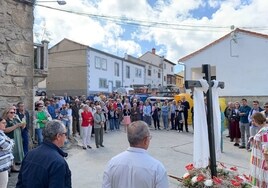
left=99, top=78, right=107, bottom=88
left=148, top=69, right=151, bottom=76
left=135, top=68, right=141, bottom=78
left=164, top=63, right=166, bottom=69
left=95, top=57, right=101, bottom=69
left=171, top=67, right=173, bottom=72
left=114, top=62, right=119, bottom=76
left=158, top=72, right=161, bottom=78
left=126, top=66, right=130, bottom=78
left=167, top=76, right=171, bottom=84
left=164, top=76, right=166, bottom=81
left=115, top=81, right=121, bottom=88
left=101, top=58, right=107, bottom=70
left=95, top=56, right=107, bottom=70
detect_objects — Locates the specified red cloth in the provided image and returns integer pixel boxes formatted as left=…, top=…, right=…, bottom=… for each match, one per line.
left=229, top=120, right=241, bottom=139
left=81, top=111, right=93, bottom=127
left=107, top=102, right=117, bottom=110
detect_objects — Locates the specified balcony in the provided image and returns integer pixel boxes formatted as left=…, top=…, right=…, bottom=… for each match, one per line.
left=34, top=40, right=49, bottom=77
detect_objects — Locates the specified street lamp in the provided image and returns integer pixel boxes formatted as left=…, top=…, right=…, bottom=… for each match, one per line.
left=36, top=0, right=67, bottom=5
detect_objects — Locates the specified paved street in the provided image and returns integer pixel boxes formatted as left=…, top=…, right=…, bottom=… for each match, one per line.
left=8, top=126, right=251, bottom=188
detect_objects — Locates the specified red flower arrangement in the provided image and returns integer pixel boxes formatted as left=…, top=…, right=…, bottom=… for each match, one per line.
left=169, top=162, right=255, bottom=188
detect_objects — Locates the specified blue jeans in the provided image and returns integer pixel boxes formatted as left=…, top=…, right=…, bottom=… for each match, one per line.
left=140, top=113, right=143, bottom=121
left=144, top=115, right=151, bottom=126
left=35, top=128, right=43, bottom=145
left=115, top=119, right=119, bottom=130
left=62, top=120, right=70, bottom=138
left=109, top=119, right=115, bottom=130
left=162, top=114, right=169, bottom=129
left=21, top=129, right=29, bottom=155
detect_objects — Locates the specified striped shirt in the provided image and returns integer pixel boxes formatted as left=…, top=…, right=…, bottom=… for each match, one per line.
left=249, top=126, right=268, bottom=187
left=0, top=130, right=14, bottom=172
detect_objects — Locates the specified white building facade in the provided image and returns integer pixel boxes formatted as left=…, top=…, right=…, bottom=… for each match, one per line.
left=139, top=48, right=176, bottom=87
left=87, top=48, right=145, bottom=94
left=178, top=28, right=268, bottom=97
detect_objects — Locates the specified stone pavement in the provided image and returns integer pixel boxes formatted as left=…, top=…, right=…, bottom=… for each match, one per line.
left=8, top=126, right=251, bottom=188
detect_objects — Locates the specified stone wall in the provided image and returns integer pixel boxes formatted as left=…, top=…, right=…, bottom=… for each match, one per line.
left=223, top=96, right=268, bottom=107
left=0, top=0, right=34, bottom=113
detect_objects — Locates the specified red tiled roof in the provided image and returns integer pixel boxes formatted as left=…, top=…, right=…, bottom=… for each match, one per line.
left=178, top=28, right=268, bottom=62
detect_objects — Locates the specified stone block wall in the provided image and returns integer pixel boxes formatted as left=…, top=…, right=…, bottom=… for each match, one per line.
left=223, top=96, right=268, bottom=108
left=0, top=0, right=34, bottom=113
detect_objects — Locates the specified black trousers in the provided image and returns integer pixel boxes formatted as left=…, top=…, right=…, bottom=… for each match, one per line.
left=184, top=112, right=188, bottom=131
left=152, top=116, right=160, bottom=129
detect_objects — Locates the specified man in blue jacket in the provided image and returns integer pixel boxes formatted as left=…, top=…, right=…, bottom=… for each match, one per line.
left=16, top=120, right=72, bottom=188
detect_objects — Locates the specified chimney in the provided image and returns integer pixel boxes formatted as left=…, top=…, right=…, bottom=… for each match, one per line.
left=152, top=48, right=156, bottom=54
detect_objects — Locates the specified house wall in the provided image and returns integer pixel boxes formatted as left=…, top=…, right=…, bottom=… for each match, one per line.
left=175, top=74, right=184, bottom=92
left=182, top=32, right=268, bottom=96
left=140, top=52, right=163, bottom=87
left=87, top=50, right=123, bottom=94
left=140, top=52, right=176, bottom=87
left=144, top=64, right=162, bottom=87
left=0, top=0, right=34, bottom=112
left=47, top=40, right=87, bottom=96
left=122, top=60, right=145, bottom=87
left=163, top=60, right=175, bottom=85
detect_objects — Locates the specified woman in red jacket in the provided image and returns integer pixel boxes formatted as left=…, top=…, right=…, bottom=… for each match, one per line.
left=81, top=105, right=94, bottom=150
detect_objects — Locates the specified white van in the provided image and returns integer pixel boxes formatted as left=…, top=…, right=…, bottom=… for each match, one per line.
left=114, top=87, right=134, bottom=95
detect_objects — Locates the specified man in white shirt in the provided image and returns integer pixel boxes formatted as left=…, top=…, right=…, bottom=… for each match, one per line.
left=102, top=121, right=169, bottom=188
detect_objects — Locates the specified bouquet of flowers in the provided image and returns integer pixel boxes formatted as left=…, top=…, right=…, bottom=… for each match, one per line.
left=169, top=163, right=256, bottom=188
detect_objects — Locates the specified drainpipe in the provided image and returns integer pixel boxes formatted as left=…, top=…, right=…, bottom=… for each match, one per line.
left=121, top=58, right=124, bottom=87
left=161, top=56, right=164, bottom=87
left=42, top=40, right=49, bottom=71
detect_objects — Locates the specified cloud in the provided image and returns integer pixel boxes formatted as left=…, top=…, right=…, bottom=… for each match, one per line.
left=34, top=0, right=268, bottom=65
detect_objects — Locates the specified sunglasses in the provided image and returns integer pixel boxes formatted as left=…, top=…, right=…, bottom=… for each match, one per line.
left=264, top=106, right=268, bottom=108
left=60, top=132, right=67, bottom=136
left=9, top=111, right=15, bottom=114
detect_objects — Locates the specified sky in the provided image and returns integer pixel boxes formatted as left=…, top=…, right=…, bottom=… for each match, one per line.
left=33, top=0, right=268, bottom=73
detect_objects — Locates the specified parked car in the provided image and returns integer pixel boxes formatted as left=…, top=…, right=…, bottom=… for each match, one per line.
left=147, top=96, right=174, bottom=104
left=35, top=88, right=46, bottom=96
left=114, top=87, right=134, bottom=95
left=130, top=93, right=150, bottom=103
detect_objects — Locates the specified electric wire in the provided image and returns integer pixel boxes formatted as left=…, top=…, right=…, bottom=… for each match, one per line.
left=34, top=4, right=268, bottom=32
left=34, top=4, right=234, bottom=33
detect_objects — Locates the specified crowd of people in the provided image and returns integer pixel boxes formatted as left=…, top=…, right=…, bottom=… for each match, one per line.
left=1, top=92, right=268, bottom=187
left=34, top=92, right=191, bottom=149
left=224, top=99, right=268, bottom=151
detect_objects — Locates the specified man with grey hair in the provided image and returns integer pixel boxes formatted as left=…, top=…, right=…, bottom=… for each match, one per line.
left=16, top=120, right=72, bottom=188
left=102, top=121, right=168, bottom=188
